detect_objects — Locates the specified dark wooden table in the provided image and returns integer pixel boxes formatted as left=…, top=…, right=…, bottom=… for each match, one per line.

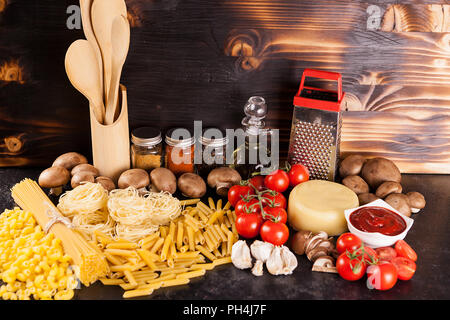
left=1, top=168, right=449, bottom=300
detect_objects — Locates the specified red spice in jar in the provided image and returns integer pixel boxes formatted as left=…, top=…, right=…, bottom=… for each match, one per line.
left=165, top=128, right=195, bottom=176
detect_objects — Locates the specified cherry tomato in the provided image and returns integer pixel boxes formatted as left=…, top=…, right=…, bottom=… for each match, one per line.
left=336, top=233, right=363, bottom=254
left=375, top=246, right=397, bottom=262
left=395, top=240, right=418, bottom=262
left=260, top=221, right=289, bottom=246
left=288, top=163, right=309, bottom=187
left=359, top=246, right=379, bottom=265
left=228, top=185, right=254, bottom=207
left=235, top=198, right=260, bottom=216
left=366, top=262, right=398, bottom=290
left=235, top=213, right=263, bottom=239
left=260, top=191, right=287, bottom=209
left=336, top=252, right=366, bottom=281
left=264, top=170, right=290, bottom=193
left=391, top=257, right=416, bottom=281
left=248, top=175, right=266, bottom=192
left=262, top=206, right=287, bottom=224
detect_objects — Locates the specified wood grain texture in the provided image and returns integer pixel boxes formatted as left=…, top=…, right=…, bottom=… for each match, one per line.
left=0, top=0, right=449, bottom=173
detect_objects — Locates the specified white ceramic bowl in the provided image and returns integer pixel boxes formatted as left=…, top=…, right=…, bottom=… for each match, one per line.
left=344, top=199, right=414, bottom=248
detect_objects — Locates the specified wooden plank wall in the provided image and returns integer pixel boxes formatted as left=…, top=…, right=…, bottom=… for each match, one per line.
left=0, top=0, right=449, bottom=173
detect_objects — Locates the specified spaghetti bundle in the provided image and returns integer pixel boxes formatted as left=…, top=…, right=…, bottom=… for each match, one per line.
left=11, top=179, right=110, bottom=286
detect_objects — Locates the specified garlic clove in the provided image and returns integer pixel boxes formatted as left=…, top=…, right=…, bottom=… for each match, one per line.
left=250, top=240, right=274, bottom=263
left=266, top=246, right=283, bottom=275
left=280, top=246, right=298, bottom=275
left=251, top=260, right=264, bottom=277
left=231, top=240, right=253, bottom=270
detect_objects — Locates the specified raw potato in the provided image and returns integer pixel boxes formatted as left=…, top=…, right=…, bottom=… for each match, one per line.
left=341, top=175, right=369, bottom=195
left=361, top=157, right=401, bottom=189
left=177, top=173, right=207, bottom=198
left=150, top=168, right=177, bottom=194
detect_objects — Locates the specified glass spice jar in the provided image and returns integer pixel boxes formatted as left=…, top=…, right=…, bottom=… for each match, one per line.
left=165, top=128, right=195, bottom=176
left=131, top=127, right=163, bottom=171
left=196, top=128, right=229, bottom=179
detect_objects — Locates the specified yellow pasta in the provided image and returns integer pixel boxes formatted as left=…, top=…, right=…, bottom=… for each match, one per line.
left=136, top=249, right=157, bottom=270
left=123, top=288, right=153, bottom=299
left=202, top=230, right=216, bottom=251
left=190, top=263, right=215, bottom=271
left=106, top=242, right=139, bottom=250
left=179, top=244, right=189, bottom=253
left=100, top=278, right=126, bottom=285
left=223, top=201, right=231, bottom=211
left=176, top=221, right=184, bottom=250
left=180, top=199, right=201, bottom=206
left=160, top=236, right=172, bottom=261
left=195, top=245, right=216, bottom=262
left=175, top=251, right=200, bottom=259
left=161, top=278, right=190, bottom=288
left=105, top=249, right=136, bottom=257
left=186, top=226, right=195, bottom=251
left=213, top=256, right=232, bottom=266
left=176, top=269, right=206, bottom=279
left=105, top=252, right=124, bottom=266
left=213, top=224, right=228, bottom=242
left=159, top=226, right=168, bottom=238
left=124, top=270, right=138, bottom=287
left=168, top=221, right=176, bottom=241
left=227, top=231, right=234, bottom=254
left=149, top=237, right=164, bottom=254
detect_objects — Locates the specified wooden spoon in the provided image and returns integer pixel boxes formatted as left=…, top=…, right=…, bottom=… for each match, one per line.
left=91, top=0, right=127, bottom=105
left=105, top=15, right=130, bottom=125
left=79, top=0, right=104, bottom=106
left=65, top=40, right=105, bottom=124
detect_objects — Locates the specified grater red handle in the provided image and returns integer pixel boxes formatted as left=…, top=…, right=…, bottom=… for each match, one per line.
left=299, top=69, right=343, bottom=101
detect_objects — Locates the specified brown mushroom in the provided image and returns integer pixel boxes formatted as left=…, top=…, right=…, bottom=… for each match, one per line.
left=385, top=193, right=411, bottom=217
left=177, top=173, right=207, bottom=198
left=312, top=256, right=337, bottom=273
left=307, top=246, right=329, bottom=262
left=38, top=166, right=70, bottom=196
left=52, top=152, right=88, bottom=171
left=207, top=167, right=242, bottom=197
left=406, top=191, right=426, bottom=213
left=339, top=154, right=366, bottom=178
left=361, top=157, right=401, bottom=189
left=95, top=176, right=116, bottom=192
left=71, top=172, right=95, bottom=189
left=358, top=193, right=379, bottom=206
left=71, top=164, right=99, bottom=177
left=118, top=169, right=150, bottom=193
left=342, top=175, right=369, bottom=195
left=149, top=168, right=177, bottom=194
left=375, top=181, right=402, bottom=198
left=291, top=230, right=312, bottom=255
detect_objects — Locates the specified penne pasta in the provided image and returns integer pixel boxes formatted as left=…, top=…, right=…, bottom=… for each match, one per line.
left=180, top=199, right=201, bottom=206
left=160, top=235, right=172, bottom=261
left=190, top=263, right=215, bottom=271
left=176, top=221, right=184, bottom=250
left=196, top=245, right=216, bottom=262
left=176, top=269, right=206, bottom=279
left=105, top=248, right=137, bottom=257
left=124, top=270, right=138, bottom=287
left=123, top=288, right=153, bottom=299
left=161, top=278, right=190, bottom=288
left=186, top=226, right=195, bottom=251
left=208, top=197, right=216, bottom=210
left=213, top=256, right=232, bottom=266
left=100, top=278, right=125, bottom=285
left=136, top=249, right=158, bottom=270
left=149, top=237, right=165, bottom=254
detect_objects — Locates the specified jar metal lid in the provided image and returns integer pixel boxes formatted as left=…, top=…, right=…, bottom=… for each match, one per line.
left=165, top=128, right=195, bottom=147
left=131, top=127, right=162, bottom=146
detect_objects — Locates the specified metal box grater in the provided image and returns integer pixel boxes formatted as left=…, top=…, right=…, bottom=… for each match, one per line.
left=287, top=69, right=345, bottom=181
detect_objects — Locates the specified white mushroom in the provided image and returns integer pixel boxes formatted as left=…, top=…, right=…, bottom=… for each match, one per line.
left=312, top=256, right=337, bottom=273
left=38, top=166, right=71, bottom=196
left=231, top=240, right=252, bottom=270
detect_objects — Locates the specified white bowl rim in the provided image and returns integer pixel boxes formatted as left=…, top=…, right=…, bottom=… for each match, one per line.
left=344, top=199, right=414, bottom=239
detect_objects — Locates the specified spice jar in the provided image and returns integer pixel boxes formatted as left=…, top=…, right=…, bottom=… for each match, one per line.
left=165, top=128, right=195, bottom=176
left=131, top=127, right=163, bottom=170
left=196, top=128, right=229, bottom=179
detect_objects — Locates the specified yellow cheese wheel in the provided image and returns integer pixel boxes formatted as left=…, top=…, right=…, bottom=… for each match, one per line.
left=287, top=180, right=359, bottom=236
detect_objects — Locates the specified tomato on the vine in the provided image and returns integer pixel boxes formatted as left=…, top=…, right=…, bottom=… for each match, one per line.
left=235, top=198, right=260, bottom=216
left=235, top=213, right=263, bottom=239
left=260, top=191, right=287, bottom=209
left=263, top=206, right=287, bottom=224
left=228, top=185, right=254, bottom=207
left=391, top=257, right=416, bottom=281
left=336, top=252, right=367, bottom=281
left=248, top=175, right=266, bottom=192
left=260, top=220, right=289, bottom=246
left=264, top=170, right=290, bottom=193
left=395, top=240, right=417, bottom=262
left=288, top=163, right=309, bottom=187
left=336, top=233, right=362, bottom=254
left=366, top=262, right=398, bottom=291
left=354, top=246, right=379, bottom=265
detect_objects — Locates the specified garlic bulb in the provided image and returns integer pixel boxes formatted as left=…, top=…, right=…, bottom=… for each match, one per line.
left=267, top=246, right=298, bottom=276
left=231, top=240, right=252, bottom=269
left=250, top=240, right=274, bottom=276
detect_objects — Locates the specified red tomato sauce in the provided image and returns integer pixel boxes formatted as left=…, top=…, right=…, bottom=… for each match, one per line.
left=350, top=206, right=406, bottom=236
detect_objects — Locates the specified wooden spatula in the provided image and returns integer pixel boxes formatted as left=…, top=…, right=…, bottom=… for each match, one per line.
left=65, top=40, right=105, bottom=124
left=105, top=15, right=130, bottom=125
left=91, top=0, right=127, bottom=106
